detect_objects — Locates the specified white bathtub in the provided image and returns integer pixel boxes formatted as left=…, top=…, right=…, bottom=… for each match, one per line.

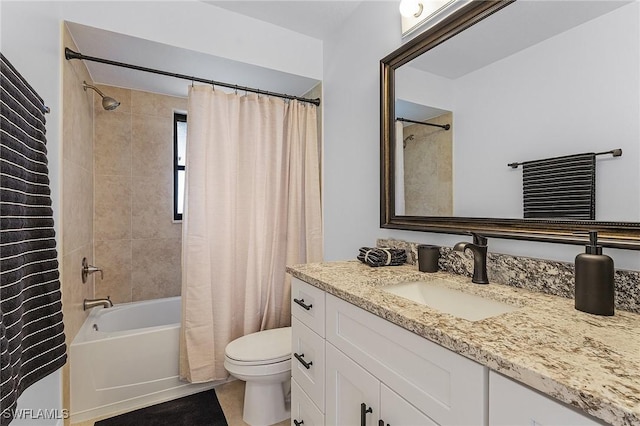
left=70, top=297, right=220, bottom=422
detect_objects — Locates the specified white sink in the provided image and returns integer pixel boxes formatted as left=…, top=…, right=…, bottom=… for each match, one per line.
left=381, top=280, right=518, bottom=321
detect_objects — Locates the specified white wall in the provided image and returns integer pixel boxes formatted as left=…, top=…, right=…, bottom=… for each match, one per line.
left=60, top=1, right=322, bottom=80
left=1, top=2, right=65, bottom=421
left=321, top=1, right=640, bottom=270
left=322, top=1, right=402, bottom=261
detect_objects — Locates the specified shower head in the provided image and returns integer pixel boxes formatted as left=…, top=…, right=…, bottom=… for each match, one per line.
left=403, top=134, right=414, bottom=148
left=82, top=81, right=121, bottom=111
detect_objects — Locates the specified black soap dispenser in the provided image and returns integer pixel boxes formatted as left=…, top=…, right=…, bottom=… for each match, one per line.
left=574, top=231, right=614, bottom=316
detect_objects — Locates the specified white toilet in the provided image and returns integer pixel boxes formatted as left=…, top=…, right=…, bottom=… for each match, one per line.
left=224, top=326, right=292, bottom=426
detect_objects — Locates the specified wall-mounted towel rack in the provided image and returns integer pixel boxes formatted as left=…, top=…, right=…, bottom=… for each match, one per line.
left=508, top=149, right=622, bottom=168
left=396, top=117, right=451, bottom=131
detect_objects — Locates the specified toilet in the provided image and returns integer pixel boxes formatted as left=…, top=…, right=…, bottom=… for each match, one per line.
left=224, top=326, right=292, bottom=425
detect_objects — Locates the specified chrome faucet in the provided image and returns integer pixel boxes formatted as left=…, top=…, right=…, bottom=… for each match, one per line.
left=83, top=297, right=113, bottom=311
left=453, top=233, right=489, bottom=284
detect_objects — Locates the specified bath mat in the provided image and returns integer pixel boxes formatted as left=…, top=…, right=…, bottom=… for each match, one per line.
left=95, top=389, right=228, bottom=426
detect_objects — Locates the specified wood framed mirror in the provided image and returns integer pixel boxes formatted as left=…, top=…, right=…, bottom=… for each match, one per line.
left=381, top=0, right=640, bottom=249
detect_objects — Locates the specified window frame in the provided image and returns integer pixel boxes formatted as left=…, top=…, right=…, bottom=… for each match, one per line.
left=173, top=112, right=187, bottom=221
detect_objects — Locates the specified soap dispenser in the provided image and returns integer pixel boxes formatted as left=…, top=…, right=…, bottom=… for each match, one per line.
left=574, top=231, right=614, bottom=316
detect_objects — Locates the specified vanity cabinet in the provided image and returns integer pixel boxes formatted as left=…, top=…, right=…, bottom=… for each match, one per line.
left=290, top=277, right=487, bottom=426
left=489, top=371, right=605, bottom=425
left=325, top=293, right=486, bottom=426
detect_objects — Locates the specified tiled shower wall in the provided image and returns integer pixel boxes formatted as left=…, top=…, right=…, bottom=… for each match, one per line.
left=62, top=25, right=95, bottom=420
left=93, top=87, right=186, bottom=303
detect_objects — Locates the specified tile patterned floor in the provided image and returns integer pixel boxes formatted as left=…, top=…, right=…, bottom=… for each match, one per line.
left=70, top=380, right=290, bottom=426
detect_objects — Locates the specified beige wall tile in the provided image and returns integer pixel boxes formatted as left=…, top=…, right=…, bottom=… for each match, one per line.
left=94, top=175, right=132, bottom=241
left=94, top=110, right=131, bottom=176
left=62, top=25, right=95, bottom=423
left=61, top=245, right=94, bottom=345
left=131, top=238, right=181, bottom=301
left=132, top=114, right=173, bottom=178
left=132, top=175, right=181, bottom=239
left=132, top=90, right=187, bottom=118
left=92, top=85, right=184, bottom=303
left=63, top=162, right=93, bottom=255
left=94, top=239, right=132, bottom=303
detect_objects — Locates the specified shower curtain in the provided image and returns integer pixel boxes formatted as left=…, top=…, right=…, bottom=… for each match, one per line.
left=179, top=86, right=322, bottom=382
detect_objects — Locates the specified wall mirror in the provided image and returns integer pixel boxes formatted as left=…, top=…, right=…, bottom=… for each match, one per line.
left=381, top=0, right=640, bottom=249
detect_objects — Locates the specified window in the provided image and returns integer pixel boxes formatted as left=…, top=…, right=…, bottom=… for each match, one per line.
left=173, top=113, right=187, bottom=221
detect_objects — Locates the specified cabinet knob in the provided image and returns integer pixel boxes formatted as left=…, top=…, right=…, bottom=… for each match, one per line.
left=294, top=420, right=304, bottom=426
left=378, top=420, right=390, bottom=426
left=361, top=403, right=373, bottom=426
left=294, top=352, right=313, bottom=369
left=294, top=298, right=313, bottom=310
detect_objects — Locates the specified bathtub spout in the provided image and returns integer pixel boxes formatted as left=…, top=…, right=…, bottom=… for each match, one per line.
left=83, top=297, right=113, bottom=311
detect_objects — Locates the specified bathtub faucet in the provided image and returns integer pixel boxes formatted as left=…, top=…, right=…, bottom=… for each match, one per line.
left=83, top=297, right=113, bottom=311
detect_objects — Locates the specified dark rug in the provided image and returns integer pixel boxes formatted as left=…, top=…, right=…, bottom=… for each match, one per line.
left=95, top=389, right=228, bottom=426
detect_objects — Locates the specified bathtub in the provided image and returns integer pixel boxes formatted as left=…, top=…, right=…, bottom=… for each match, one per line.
left=70, top=297, right=220, bottom=422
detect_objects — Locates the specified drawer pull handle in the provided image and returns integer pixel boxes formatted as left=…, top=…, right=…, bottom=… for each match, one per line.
left=294, top=352, right=313, bottom=369
left=294, top=298, right=312, bottom=310
left=378, top=421, right=389, bottom=426
left=361, top=403, right=372, bottom=426
left=294, top=420, right=304, bottom=426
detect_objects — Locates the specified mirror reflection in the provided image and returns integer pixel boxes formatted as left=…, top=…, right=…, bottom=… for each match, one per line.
left=393, top=0, right=639, bottom=222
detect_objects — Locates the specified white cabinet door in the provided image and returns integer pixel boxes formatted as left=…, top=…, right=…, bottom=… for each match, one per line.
left=326, top=343, right=379, bottom=426
left=379, top=383, right=438, bottom=426
left=489, top=372, right=605, bottom=425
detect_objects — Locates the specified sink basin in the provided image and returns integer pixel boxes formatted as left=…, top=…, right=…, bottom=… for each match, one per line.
left=381, top=280, right=518, bottom=321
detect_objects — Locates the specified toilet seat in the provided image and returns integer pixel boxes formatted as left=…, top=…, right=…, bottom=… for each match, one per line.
left=225, top=326, right=291, bottom=365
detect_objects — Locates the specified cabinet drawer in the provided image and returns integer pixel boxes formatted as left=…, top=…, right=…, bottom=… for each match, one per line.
left=291, top=379, right=324, bottom=426
left=292, top=317, right=325, bottom=411
left=291, top=278, right=325, bottom=337
left=326, top=294, right=487, bottom=426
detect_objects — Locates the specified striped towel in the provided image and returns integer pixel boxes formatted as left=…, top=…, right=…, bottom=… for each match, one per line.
left=357, top=247, right=407, bottom=267
left=1, top=53, right=66, bottom=425
left=522, top=153, right=596, bottom=220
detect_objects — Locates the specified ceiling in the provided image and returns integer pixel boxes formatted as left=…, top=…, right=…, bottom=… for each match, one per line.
left=66, top=1, right=363, bottom=99
left=203, top=1, right=363, bottom=40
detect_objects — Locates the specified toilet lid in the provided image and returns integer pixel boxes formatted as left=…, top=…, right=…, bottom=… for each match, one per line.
left=225, top=326, right=291, bottom=364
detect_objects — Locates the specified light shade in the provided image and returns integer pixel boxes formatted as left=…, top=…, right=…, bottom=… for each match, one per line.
left=399, top=0, right=423, bottom=18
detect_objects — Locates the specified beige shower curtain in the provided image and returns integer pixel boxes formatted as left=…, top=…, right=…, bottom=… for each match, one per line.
left=179, top=86, right=322, bottom=382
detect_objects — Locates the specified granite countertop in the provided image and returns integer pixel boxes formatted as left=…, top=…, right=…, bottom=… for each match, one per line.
left=286, top=261, right=640, bottom=426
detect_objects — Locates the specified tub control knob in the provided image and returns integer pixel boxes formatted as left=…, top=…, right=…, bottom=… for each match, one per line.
left=82, top=257, right=104, bottom=283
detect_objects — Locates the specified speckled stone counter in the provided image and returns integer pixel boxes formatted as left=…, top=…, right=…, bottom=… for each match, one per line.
left=286, top=261, right=640, bottom=426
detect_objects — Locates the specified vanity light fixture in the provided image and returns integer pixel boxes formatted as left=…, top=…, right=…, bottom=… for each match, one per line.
left=399, top=0, right=424, bottom=18
left=400, top=0, right=473, bottom=38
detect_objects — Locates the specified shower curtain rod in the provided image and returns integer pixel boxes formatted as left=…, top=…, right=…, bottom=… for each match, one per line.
left=64, top=48, right=320, bottom=106
left=396, top=117, right=450, bottom=131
